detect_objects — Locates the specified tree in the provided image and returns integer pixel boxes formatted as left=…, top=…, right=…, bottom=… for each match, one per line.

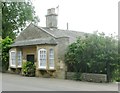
left=1, top=37, right=13, bottom=72
left=0, top=37, right=2, bottom=72
left=65, top=32, right=119, bottom=81
left=2, top=1, right=39, bottom=40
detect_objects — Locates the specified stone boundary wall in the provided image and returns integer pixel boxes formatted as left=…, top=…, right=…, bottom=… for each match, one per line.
left=81, top=73, right=107, bottom=83
left=66, top=72, right=107, bottom=83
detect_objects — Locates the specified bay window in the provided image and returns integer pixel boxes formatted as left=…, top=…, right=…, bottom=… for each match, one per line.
left=38, top=48, right=55, bottom=70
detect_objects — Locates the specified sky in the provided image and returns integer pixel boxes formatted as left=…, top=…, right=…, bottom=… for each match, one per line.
left=32, top=0, right=119, bottom=36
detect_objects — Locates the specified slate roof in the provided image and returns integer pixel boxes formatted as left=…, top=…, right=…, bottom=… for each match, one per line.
left=42, top=27, right=85, bottom=43
left=11, top=23, right=86, bottom=47
left=11, top=38, right=57, bottom=47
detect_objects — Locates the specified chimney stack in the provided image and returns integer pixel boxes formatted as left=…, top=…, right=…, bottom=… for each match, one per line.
left=46, top=8, right=58, bottom=28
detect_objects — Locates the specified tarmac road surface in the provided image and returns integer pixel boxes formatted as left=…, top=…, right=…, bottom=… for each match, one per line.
left=1, top=73, right=119, bottom=91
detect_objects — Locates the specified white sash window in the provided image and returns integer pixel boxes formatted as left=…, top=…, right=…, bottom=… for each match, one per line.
left=10, top=51, right=16, bottom=67
left=38, top=49, right=47, bottom=69
left=49, top=49, right=54, bottom=69
left=17, top=51, right=22, bottom=67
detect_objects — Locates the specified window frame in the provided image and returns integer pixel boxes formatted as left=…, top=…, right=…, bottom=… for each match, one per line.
left=9, top=51, right=16, bottom=68
left=38, top=49, right=47, bottom=69
left=17, top=51, right=22, bottom=68
left=49, top=48, right=55, bottom=69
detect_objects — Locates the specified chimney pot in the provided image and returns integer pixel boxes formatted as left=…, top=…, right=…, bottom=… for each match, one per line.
left=47, top=8, right=55, bottom=15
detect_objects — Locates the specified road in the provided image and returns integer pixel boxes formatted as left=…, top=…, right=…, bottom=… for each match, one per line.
left=1, top=73, right=119, bottom=91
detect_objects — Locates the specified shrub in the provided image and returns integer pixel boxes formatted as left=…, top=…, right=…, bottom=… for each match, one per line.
left=22, top=61, right=36, bottom=77
left=65, top=32, right=119, bottom=82
left=1, top=37, right=13, bottom=72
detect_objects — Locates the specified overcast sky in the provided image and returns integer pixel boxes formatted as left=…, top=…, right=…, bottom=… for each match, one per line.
left=32, top=0, right=119, bottom=36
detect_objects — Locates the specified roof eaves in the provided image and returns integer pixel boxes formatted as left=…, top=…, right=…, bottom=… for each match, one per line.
left=10, top=38, right=57, bottom=47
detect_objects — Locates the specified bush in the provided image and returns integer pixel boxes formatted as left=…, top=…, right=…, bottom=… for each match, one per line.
left=1, top=37, right=13, bottom=72
left=65, top=32, right=119, bottom=82
left=22, top=61, right=36, bottom=77
left=111, top=64, right=120, bottom=82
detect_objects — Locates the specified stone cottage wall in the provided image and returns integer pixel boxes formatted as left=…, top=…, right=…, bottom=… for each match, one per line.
left=22, top=46, right=37, bottom=62
left=55, top=37, right=69, bottom=79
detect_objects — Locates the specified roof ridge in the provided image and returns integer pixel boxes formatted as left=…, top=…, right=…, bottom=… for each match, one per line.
left=58, top=29, right=85, bottom=34
left=41, top=26, right=85, bottom=34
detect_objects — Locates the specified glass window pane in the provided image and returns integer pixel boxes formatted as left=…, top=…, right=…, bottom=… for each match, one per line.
left=39, top=49, right=47, bottom=68
left=11, top=52, right=16, bottom=66
left=17, top=51, right=22, bottom=67
left=49, top=49, right=54, bottom=68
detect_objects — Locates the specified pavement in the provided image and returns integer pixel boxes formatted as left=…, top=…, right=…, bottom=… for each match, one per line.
left=1, top=73, right=119, bottom=91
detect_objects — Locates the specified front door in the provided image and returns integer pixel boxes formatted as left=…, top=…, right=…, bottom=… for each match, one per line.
left=27, top=55, right=34, bottom=63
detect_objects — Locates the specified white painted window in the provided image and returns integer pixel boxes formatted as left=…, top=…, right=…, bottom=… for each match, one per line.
left=49, top=49, right=54, bottom=69
left=17, top=51, right=22, bottom=67
left=10, top=51, right=16, bottom=67
left=38, top=49, right=47, bottom=69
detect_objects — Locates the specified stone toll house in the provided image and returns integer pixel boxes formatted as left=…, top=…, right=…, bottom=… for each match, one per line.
left=9, top=8, right=85, bottom=79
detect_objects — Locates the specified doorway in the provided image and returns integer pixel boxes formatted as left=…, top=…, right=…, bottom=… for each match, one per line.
left=27, top=55, right=34, bottom=63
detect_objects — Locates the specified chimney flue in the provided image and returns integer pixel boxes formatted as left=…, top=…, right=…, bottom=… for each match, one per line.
left=67, top=22, right=69, bottom=30
left=46, top=8, right=58, bottom=28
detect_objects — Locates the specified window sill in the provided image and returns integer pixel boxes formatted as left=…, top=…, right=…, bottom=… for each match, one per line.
left=49, top=67, right=55, bottom=70
left=17, top=66, right=22, bottom=68
left=37, top=68, right=56, bottom=71
left=10, top=65, right=16, bottom=68
left=37, top=67, right=47, bottom=70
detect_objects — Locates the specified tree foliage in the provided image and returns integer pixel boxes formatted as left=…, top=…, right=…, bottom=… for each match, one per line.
left=65, top=32, right=120, bottom=81
left=2, top=1, right=39, bottom=39
left=1, top=37, right=13, bottom=72
left=1, top=1, right=39, bottom=72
